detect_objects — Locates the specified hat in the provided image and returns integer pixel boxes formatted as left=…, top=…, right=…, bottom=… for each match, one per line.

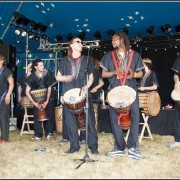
left=142, top=58, right=152, bottom=64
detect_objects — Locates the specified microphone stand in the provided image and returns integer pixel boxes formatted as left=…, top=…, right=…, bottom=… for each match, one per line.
left=74, top=46, right=97, bottom=169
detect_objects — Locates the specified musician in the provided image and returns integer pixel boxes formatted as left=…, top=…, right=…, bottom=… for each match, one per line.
left=138, top=58, right=159, bottom=92
left=169, top=56, right=180, bottom=148
left=17, top=62, right=33, bottom=104
left=56, top=37, right=99, bottom=154
left=26, top=58, right=57, bottom=141
left=0, top=55, right=14, bottom=142
left=138, top=58, right=159, bottom=136
left=100, top=31, right=145, bottom=160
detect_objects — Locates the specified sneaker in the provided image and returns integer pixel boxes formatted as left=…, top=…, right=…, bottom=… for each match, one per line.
left=105, top=149, right=126, bottom=157
left=128, top=148, right=144, bottom=160
left=31, top=136, right=42, bottom=141
left=46, top=133, right=55, bottom=140
left=0, top=139, right=6, bottom=143
left=169, top=142, right=180, bottom=148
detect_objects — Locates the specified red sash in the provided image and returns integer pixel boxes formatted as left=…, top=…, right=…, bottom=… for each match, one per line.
left=111, top=50, right=134, bottom=125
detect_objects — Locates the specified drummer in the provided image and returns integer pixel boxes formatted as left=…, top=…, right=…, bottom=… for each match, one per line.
left=138, top=58, right=159, bottom=93
left=56, top=37, right=99, bottom=155
left=100, top=31, right=144, bottom=160
left=26, top=58, right=57, bottom=141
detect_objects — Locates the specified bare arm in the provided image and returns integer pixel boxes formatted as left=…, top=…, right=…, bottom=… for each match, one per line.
left=5, top=76, right=14, bottom=105
left=18, top=85, right=22, bottom=103
left=102, top=69, right=116, bottom=78
left=174, top=74, right=180, bottom=89
left=56, top=71, right=74, bottom=83
left=90, top=79, right=104, bottom=93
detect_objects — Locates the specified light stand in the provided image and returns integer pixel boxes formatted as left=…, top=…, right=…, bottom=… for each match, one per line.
left=74, top=47, right=97, bottom=169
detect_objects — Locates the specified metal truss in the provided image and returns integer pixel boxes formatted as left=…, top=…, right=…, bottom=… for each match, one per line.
left=38, top=38, right=101, bottom=52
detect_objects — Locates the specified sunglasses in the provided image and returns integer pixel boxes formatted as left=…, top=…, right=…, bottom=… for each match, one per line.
left=74, top=40, right=82, bottom=44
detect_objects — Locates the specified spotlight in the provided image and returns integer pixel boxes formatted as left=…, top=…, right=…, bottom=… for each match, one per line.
left=175, top=24, right=180, bottom=33
left=121, top=27, right=128, bottom=35
left=160, top=24, right=171, bottom=33
left=15, top=29, right=21, bottom=35
left=29, top=34, right=34, bottom=39
left=67, top=33, right=74, bottom=42
left=146, top=25, right=155, bottom=35
left=108, top=29, right=115, bottom=37
left=29, top=20, right=39, bottom=31
left=94, top=31, right=102, bottom=40
left=38, top=23, right=48, bottom=33
left=55, top=34, right=63, bottom=43
left=78, top=31, right=86, bottom=40
left=21, top=31, right=27, bottom=37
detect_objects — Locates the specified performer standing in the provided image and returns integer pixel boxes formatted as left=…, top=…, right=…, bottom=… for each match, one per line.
left=0, top=55, right=14, bottom=142
left=169, top=56, right=180, bottom=147
left=26, top=58, right=57, bottom=141
left=56, top=37, right=99, bottom=154
left=100, top=32, right=144, bottom=160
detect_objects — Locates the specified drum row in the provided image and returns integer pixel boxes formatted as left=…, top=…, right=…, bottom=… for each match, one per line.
left=21, top=87, right=161, bottom=132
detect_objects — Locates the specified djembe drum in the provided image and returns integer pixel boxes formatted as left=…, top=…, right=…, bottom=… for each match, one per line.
left=171, top=89, right=180, bottom=106
left=63, top=88, right=86, bottom=130
left=21, top=96, right=34, bottom=108
left=138, top=91, right=161, bottom=116
left=30, top=88, right=49, bottom=121
left=106, top=85, right=136, bottom=130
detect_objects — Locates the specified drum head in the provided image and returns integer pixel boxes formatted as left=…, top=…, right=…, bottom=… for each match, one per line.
left=63, top=88, right=86, bottom=104
left=171, top=89, right=180, bottom=101
left=107, top=86, right=136, bottom=108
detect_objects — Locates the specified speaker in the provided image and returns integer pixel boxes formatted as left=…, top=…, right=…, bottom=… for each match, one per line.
left=0, top=44, right=16, bottom=65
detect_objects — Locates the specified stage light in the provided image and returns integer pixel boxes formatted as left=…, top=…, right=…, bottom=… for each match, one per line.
left=29, top=34, right=34, bottom=39
left=55, top=34, right=63, bottom=43
left=146, top=25, right=155, bottom=35
left=67, top=33, right=74, bottom=42
left=121, top=27, right=128, bottom=35
left=175, top=24, right=180, bottom=33
left=160, top=24, right=171, bottom=33
left=21, top=31, right=27, bottom=37
left=38, top=23, right=48, bottom=33
left=108, top=29, right=115, bottom=37
left=78, top=31, right=86, bottom=40
left=15, top=29, right=21, bottom=35
left=29, top=20, right=39, bottom=31
left=94, top=31, right=102, bottom=40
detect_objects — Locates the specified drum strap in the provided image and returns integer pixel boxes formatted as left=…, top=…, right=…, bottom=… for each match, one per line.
left=111, top=50, right=134, bottom=85
left=112, top=50, right=134, bottom=126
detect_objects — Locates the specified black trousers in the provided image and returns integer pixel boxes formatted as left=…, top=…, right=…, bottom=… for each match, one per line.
left=63, top=95, right=98, bottom=151
left=174, top=105, right=180, bottom=142
left=0, top=100, right=10, bottom=141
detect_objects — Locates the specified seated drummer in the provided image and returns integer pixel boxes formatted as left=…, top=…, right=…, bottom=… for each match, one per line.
left=26, top=58, right=57, bottom=141
left=138, top=58, right=159, bottom=93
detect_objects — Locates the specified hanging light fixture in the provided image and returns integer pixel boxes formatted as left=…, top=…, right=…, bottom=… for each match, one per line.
left=146, top=25, right=155, bottom=35
left=15, top=29, right=21, bottom=35
left=160, top=24, right=171, bottom=33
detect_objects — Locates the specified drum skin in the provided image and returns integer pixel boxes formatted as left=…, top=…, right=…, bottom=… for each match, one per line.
left=106, top=86, right=136, bottom=130
left=171, top=89, right=180, bottom=106
left=138, top=91, right=161, bottom=116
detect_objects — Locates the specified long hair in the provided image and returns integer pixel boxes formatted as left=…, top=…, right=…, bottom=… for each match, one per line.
left=113, top=31, right=131, bottom=50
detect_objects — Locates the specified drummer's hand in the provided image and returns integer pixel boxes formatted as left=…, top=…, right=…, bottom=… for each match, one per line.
left=5, top=94, right=11, bottom=105
left=127, top=69, right=135, bottom=79
left=66, top=75, right=74, bottom=83
left=174, top=82, right=180, bottom=90
left=42, top=101, right=48, bottom=109
left=82, top=86, right=87, bottom=95
left=34, top=102, right=40, bottom=109
left=138, top=87, right=146, bottom=91
left=90, top=87, right=97, bottom=93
